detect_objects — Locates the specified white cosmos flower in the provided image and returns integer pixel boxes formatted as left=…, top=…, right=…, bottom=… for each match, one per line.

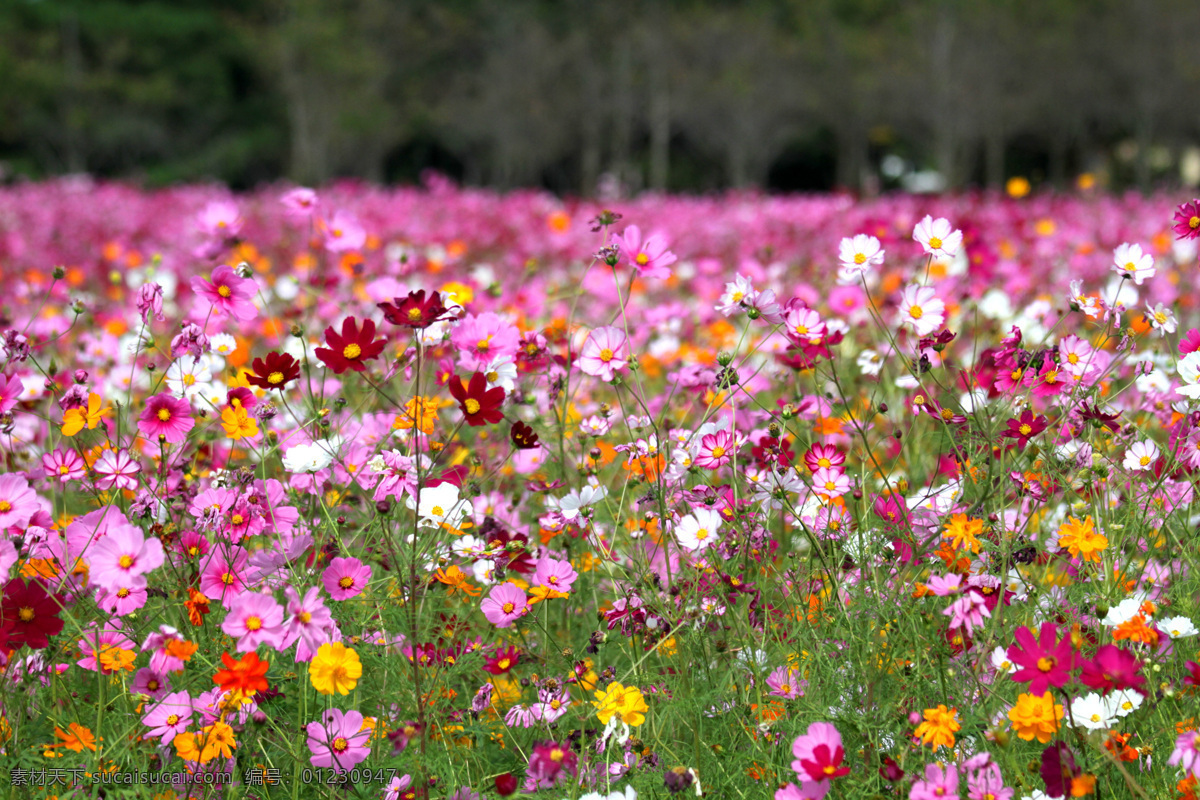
left=1070, top=693, right=1114, bottom=731
left=837, top=234, right=884, bottom=282
left=406, top=482, right=470, bottom=529
left=990, top=646, right=1017, bottom=674
left=857, top=349, right=884, bottom=376
left=1123, top=440, right=1158, bottom=472
left=553, top=483, right=608, bottom=521
left=282, top=440, right=339, bottom=473
left=1158, top=615, right=1198, bottom=638
left=481, top=356, right=518, bottom=392
left=1106, top=689, right=1143, bottom=718
left=1111, top=242, right=1155, bottom=285
left=1177, top=352, right=1200, bottom=399
left=675, top=508, right=723, bottom=551
left=897, top=284, right=945, bottom=337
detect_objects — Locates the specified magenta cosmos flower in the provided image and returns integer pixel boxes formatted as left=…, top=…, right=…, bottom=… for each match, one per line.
left=480, top=583, right=528, bottom=628
left=138, top=394, right=194, bottom=445
left=694, top=430, right=737, bottom=470
left=0, top=474, right=40, bottom=529
left=307, top=708, right=371, bottom=772
left=578, top=326, right=630, bottom=383
left=612, top=225, right=677, bottom=279
left=0, top=373, right=20, bottom=414
left=221, top=591, right=285, bottom=652
left=1007, top=622, right=1076, bottom=695
left=87, top=524, right=165, bottom=591
left=322, top=557, right=372, bottom=601
left=191, top=265, right=258, bottom=321
left=93, top=448, right=141, bottom=491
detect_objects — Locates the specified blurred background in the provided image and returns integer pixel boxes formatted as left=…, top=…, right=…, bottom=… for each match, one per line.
left=4, top=0, right=1200, bottom=195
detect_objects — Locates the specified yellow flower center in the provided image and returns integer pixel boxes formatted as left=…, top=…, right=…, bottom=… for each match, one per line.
left=245, top=615, right=262, bottom=631
left=1125, top=261, right=1136, bottom=272
left=156, top=408, right=171, bottom=421
left=343, top=343, right=362, bottom=359
left=695, top=528, right=709, bottom=541
left=183, top=374, right=196, bottom=386
left=464, top=398, right=481, bottom=415
left=549, top=747, right=566, bottom=763
left=1036, top=656, right=1056, bottom=673
left=1191, top=216, right=1200, bottom=229
left=338, top=576, right=354, bottom=589
left=59, top=465, right=70, bottom=474
left=928, top=236, right=942, bottom=250
left=431, top=505, right=444, bottom=516
left=909, top=305, right=924, bottom=319
left=217, top=285, right=232, bottom=298
left=18, top=607, right=34, bottom=622
left=117, top=588, right=130, bottom=598
left=1139, top=456, right=1151, bottom=466
left=1019, top=424, right=1032, bottom=435
left=635, top=253, right=649, bottom=266
left=166, top=714, right=179, bottom=726
left=854, top=252, right=867, bottom=264
left=486, top=370, right=499, bottom=382
left=710, top=446, right=725, bottom=458
left=332, top=737, right=348, bottom=752
left=502, top=602, right=515, bottom=613
left=299, top=611, right=312, bottom=623
left=268, top=371, right=283, bottom=384
left=497, top=658, right=511, bottom=670
left=118, top=555, right=134, bottom=569
left=599, top=348, right=614, bottom=362
left=221, top=572, right=236, bottom=585
left=407, top=307, right=423, bottom=322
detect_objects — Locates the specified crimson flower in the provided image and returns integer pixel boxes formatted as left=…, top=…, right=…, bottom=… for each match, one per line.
left=1183, top=660, right=1200, bottom=689
left=1000, top=409, right=1048, bottom=450
left=1078, top=402, right=1122, bottom=434
left=0, top=578, right=65, bottom=650
left=1173, top=199, right=1200, bottom=240
left=1041, top=741, right=1079, bottom=799
left=510, top=421, right=540, bottom=449
left=245, top=351, right=301, bottom=390
left=1078, top=644, right=1147, bottom=696
left=1007, top=622, right=1076, bottom=695
left=483, top=645, right=520, bottom=675
left=378, top=290, right=449, bottom=329
left=448, top=372, right=505, bottom=426
left=315, top=318, right=386, bottom=374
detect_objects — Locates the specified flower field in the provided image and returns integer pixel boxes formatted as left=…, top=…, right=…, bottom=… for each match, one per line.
left=1, top=177, right=1200, bottom=800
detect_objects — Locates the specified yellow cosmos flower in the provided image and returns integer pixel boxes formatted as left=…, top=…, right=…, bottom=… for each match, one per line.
left=309, top=642, right=362, bottom=695
left=62, top=393, right=112, bottom=436
left=592, top=681, right=648, bottom=727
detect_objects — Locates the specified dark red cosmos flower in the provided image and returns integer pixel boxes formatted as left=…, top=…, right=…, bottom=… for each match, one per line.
left=1173, top=199, right=1200, bottom=240
left=1182, top=660, right=1200, bottom=689
left=316, top=318, right=386, bottom=374
left=878, top=755, right=905, bottom=782
left=1078, top=402, right=1122, bottom=434
left=510, top=421, right=540, bottom=449
left=753, top=435, right=794, bottom=470
left=493, top=773, right=518, bottom=796
left=0, top=578, right=65, bottom=650
left=378, top=290, right=449, bottom=329
left=1078, top=644, right=1147, bottom=696
left=1040, top=741, right=1079, bottom=799
left=1007, top=622, right=1076, bottom=695
left=245, top=351, right=301, bottom=390
left=448, top=372, right=505, bottom=426
left=1000, top=409, right=1048, bottom=450
left=483, top=645, right=520, bottom=675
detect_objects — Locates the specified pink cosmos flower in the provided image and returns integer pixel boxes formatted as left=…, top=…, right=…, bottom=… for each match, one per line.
left=138, top=394, right=194, bottom=444
left=910, top=763, right=959, bottom=800
left=811, top=467, right=850, bottom=499
left=450, top=312, right=521, bottom=372
left=532, top=556, right=577, bottom=593
left=191, top=265, right=258, bottom=321
left=1168, top=730, right=1200, bottom=780
left=1179, top=328, right=1200, bottom=355
left=197, top=200, right=242, bottom=238
left=0, top=474, right=38, bottom=529
left=131, top=667, right=171, bottom=700
left=142, top=690, right=194, bottom=746
left=307, top=708, right=371, bottom=772
left=322, top=210, right=367, bottom=253
left=613, top=225, right=677, bottom=279
left=77, top=621, right=136, bottom=673
left=93, top=448, right=141, bottom=491
left=789, top=722, right=848, bottom=799
left=282, top=586, right=334, bottom=659
left=42, top=449, right=87, bottom=483
left=943, top=589, right=991, bottom=635
left=199, top=547, right=251, bottom=603
left=322, top=557, right=372, bottom=601
left=578, top=326, right=630, bottom=382
left=87, top=524, right=165, bottom=591
left=480, top=582, right=529, bottom=628
left=694, top=429, right=737, bottom=470
left=784, top=306, right=826, bottom=344
left=0, top=373, right=20, bottom=414
left=221, top=591, right=286, bottom=652
left=766, top=666, right=805, bottom=699
left=281, top=187, right=319, bottom=220
left=96, top=581, right=148, bottom=617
